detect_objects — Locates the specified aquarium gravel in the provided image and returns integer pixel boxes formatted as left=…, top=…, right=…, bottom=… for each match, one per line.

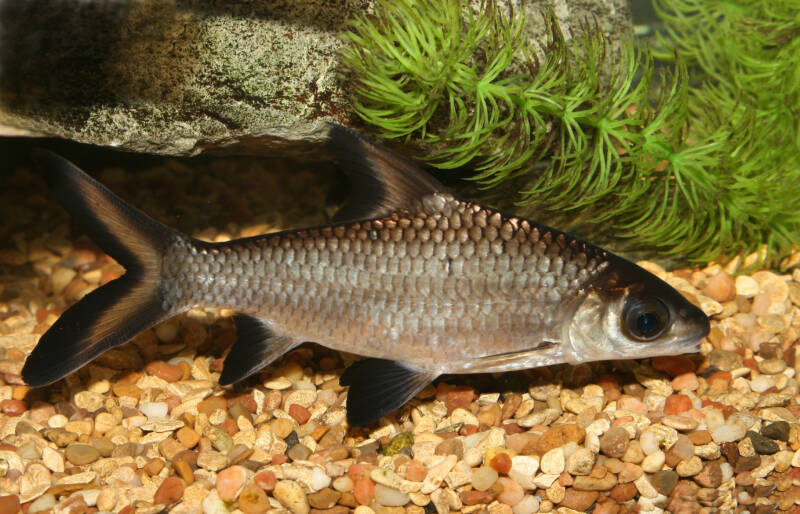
left=1, top=156, right=799, bottom=514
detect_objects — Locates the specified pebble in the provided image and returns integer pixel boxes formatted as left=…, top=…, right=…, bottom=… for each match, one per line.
left=641, top=450, right=666, bottom=473
left=649, top=470, right=679, bottom=496
left=153, top=476, right=184, bottom=505
left=308, top=488, right=341, bottom=509
left=145, top=361, right=183, bottom=382
left=560, top=489, right=598, bottom=511
left=217, top=465, right=248, bottom=502
left=704, top=271, right=736, bottom=302
left=540, top=447, right=565, bottom=475
left=599, top=427, right=630, bottom=458
left=374, top=484, right=409, bottom=507
left=496, top=477, right=524, bottom=505
left=27, top=493, right=54, bottom=513
left=65, top=444, right=100, bottom=466
left=566, top=447, right=595, bottom=475
left=711, top=423, right=748, bottom=444
left=274, top=480, right=310, bottom=514
left=471, top=466, right=499, bottom=491
left=694, top=462, right=723, bottom=488
left=762, top=421, right=790, bottom=441
left=747, top=431, right=779, bottom=455
left=758, top=358, right=787, bottom=374
left=675, top=456, right=703, bottom=477
left=238, top=484, right=270, bottom=514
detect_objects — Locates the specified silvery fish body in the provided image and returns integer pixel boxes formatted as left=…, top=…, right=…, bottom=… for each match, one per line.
left=23, top=125, right=710, bottom=425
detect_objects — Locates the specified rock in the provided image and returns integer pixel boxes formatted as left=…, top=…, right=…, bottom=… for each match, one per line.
left=707, top=349, right=743, bottom=372
left=0, top=495, right=21, bottom=514
left=435, top=438, right=464, bottom=459
left=566, top=448, right=595, bottom=476
left=217, top=465, right=248, bottom=502
left=704, top=271, right=736, bottom=302
left=0, top=0, right=632, bottom=160
left=274, top=480, right=310, bottom=514
left=572, top=474, right=616, bottom=491
left=693, top=462, right=722, bottom=488
left=308, top=488, right=341, bottom=509
left=758, top=359, right=787, bottom=375
left=471, top=466, right=499, bottom=491
left=762, top=421, right=790, bottom=441
left=153, top=476, right=184, bottom=505
left=496, top=477, right=524, bottom=506
left=675, top=456, right=703, bottom=477
left=649, top=470, right=679, bottom=496
left=609, top=482, right=637, bottom=502
left=711, top=423, right=747, bottom=444
left=540, top=448, right=565, bottom=475
left=145, top=361, right=182, bottom=382
left=238, top=484, right=270, bottom=514
left=618, top=463, right=643, bottom=483
left=507, top=456, right=539, bottom=489
left=490, top=452, right=512, bottom=474
left=140, top=401, right=168, bottom=418
left=65, top=444, right=100, bottom=466
left=747, top=431, right=779, bottom=455
left=460, top=489, right=493, bottom=506
left=664, top=394, right=692, bottom=415
left=288, top=444, right=312, bottom=462
left=373, top=484, right=409, bottom=507
left=535, top=424, right=585, bottom=454
left=559, top=489, right=598, bottom=511
left=599, top=427, right=630, bottom=458
left=289, top=404, right=311, bottom=425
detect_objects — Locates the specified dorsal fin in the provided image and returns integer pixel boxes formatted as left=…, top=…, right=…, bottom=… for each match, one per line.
left=326, top=124, right=449, bottom=222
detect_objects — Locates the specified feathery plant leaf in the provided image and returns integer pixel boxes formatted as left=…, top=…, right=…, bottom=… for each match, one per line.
left=341, top=0, right=800, bottom=266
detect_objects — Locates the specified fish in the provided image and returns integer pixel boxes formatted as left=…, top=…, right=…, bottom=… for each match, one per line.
left=22, top=124, right=710, bottom=426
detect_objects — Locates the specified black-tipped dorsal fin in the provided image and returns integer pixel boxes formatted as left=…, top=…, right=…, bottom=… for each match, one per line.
left=219, top=315, right=298, bottom=385
left=339, top=358, right=438, bottom=426
left=326, top=124, right=449, bottom=222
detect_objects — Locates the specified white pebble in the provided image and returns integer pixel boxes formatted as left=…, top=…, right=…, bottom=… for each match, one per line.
left=201, top=489, right=228, bottom=514
left=332, top=476, right=353, bottom=493
left=28, top=494, right=56, bottom=513
left=639, top=431, right=661, bottom=455
left=139, top=401, right=168, bottom=418
left=374, top=484, right=409, bottom=507
left=471, top=466, right=499, bottom=491
left=735, top=275, right=760, bottom=297
left=641, top=450, right=666, bottom=473
left=512, top=494, right=540, bottom=514
left=711, top=423, right=747, bottom=444
left=750, top=375, right=776, bottom=393
left=720, top=462, right=734, bottom=482
left=540, top=447, right=565, bottom=475
left=508, top=456, right=539, bottom=489
left=310, top=466, right=331, bottom=491
left=48, top=414, right=68, bottom=429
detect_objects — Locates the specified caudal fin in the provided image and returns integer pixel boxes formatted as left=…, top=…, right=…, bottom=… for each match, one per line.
left=22, top=150, right=183, bottom=386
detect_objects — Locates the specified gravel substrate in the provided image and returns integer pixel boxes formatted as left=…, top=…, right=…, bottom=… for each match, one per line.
left=1, top=155, right=800, bottom=514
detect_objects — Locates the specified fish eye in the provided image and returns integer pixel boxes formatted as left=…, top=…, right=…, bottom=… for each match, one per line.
left=623, top=297, right=670, bottom=341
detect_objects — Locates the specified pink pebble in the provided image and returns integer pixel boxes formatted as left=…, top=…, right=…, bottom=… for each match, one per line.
left=616, top=396, right=646, bottom=414
left=217, top=465, right=247, bottom=502
left=671, top=372, right=699, bottom=392
left=496, top=477, right=524, bottom=506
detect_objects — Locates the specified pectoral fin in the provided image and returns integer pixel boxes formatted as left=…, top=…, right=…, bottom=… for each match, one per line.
left=219, top=315, right=297, bottom=385
left=340, top=358, right=438, bottom=426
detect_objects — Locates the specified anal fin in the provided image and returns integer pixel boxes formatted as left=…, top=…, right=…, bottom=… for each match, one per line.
left=219, top=315, right=297, bottom=385
left=340, top=358, right=438, bottom=426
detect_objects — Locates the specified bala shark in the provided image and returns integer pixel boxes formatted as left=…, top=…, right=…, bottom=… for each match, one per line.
left=22, top=125, right=710, bottom=425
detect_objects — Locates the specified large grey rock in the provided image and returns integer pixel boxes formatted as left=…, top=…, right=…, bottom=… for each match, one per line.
left=0, top=0, right=630, bottom=156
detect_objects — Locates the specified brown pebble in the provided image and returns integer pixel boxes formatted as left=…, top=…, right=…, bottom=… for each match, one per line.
left=593, top=499, right=620, bottom=514
left=65, top=443, right=100, bottom=465
left=536, top=424, right=586, bottom=454
left=599, top=427, right=630, bottom=458
left=649, top=470, right=679, bottom=496
left=119, top=506, right=135, bottom=514
left=445, top=386, right=476, bottom=414
left=144, top=458, right=165, bottom=476
left=560, top=489, right=598, bottom=511
left=435, top=438, right=464, bottom=459
left=666, top=480, right=701, bottom=513
left=735, top=454, right=761, bottom=473
left=0, top=495, right=21, bottom=514
left=721, top=442, right=739, bottom=467
left=198, top=395, right=228, bottom=415
left=172, top=450, right=199, bottom=468
left=153, top=476, right=185, bottom=505
left=310, top=507, right=350, bottom=514
left=694, top=462, right=722, bottom=488
left=112, top=382, right=143, bottom=399
left=289, top=404, right=311, bottom=424
left=689, top=430, right=712, bottom=446
left=308, top=488, right=341, bottom=509
left=0, top=399, right=26, bottom=416
left=177, top=426, right=200, bottom=448
left=460, top=490, right=494, bottom=505
left=145, top=361, right=183, bottom=382
left=174, top=460, right=195, bottom=485
left=609, top=482, right=637, bottom=502
left=238, top=483, right=270, bottom=514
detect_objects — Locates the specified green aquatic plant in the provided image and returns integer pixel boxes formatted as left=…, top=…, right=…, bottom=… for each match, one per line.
left=341, top=0, right=800, bottom=265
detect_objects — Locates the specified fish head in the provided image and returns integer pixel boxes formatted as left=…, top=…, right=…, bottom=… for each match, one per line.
left=565, top=256, right=710, bottom=363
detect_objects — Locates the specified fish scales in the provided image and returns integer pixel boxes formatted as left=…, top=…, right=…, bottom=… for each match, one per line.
left=22, top=125, right=709, bottom=425
left=161, top=193, right=608, bottom=371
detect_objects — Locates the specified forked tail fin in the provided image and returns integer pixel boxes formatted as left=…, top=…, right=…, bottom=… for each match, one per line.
left=22, top=150, right=185, bottom=386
